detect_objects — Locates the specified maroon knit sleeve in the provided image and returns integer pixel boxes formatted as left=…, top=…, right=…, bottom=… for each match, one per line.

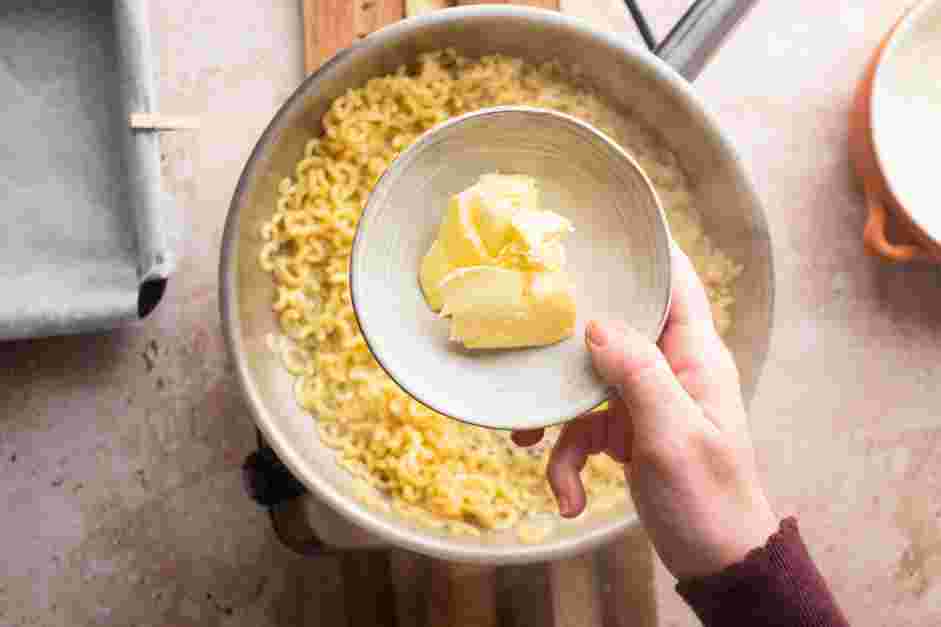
left=676, top=518, right=849, bottom=627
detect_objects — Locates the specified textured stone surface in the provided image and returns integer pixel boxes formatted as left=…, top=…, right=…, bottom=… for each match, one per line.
left=2, top=1, right=940, bottom=626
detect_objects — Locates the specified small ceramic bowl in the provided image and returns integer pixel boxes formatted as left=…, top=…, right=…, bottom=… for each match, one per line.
left=349, top=106, right=672, bottom=430
left=851, top=0, right=941, bottom=263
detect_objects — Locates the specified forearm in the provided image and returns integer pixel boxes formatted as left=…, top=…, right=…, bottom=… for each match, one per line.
left=676, top=518, right=849, bottom=627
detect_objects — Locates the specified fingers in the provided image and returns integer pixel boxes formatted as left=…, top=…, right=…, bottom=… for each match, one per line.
left=660, top=247, right=743, bottom=422
left=585, top=320, right=699, bottom=438
left=511, top=429, right=544, bottom=447
left=546, top=407, right=631, bottom=518
left=603, top=396, right=633, bottom=463
left=548, top=417, right=604, bottom=517
left=665, top=246, right=716, bottom=332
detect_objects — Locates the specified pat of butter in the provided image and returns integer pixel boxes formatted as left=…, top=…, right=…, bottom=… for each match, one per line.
left=473, top=173, right=540, bottom=255
left=438, top=192, right=489, bottom=267
left=498, top=210, right=572, bottom=271
left=419, top=173, right=576, bottom=350
left=419, top=240, right=454, bottom=311
left=438, top=266, right=527, bottom=317
left=446, top=270, right=576, bottom=349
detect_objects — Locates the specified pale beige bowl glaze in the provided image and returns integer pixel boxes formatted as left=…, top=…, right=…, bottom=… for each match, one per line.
left=350, top=106, right=672, bottom=430
left=220, top=6, right=773, bottom=564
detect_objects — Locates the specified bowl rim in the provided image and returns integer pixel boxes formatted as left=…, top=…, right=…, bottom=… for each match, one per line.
left=870, top=0, right=941, bottom=247
left=348, top=104, right=673, bottom=431
left=220, top=4, right=774, bottom=564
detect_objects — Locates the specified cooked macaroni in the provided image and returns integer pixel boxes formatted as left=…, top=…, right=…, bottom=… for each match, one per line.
left=259, top=50, right=742, bottom=540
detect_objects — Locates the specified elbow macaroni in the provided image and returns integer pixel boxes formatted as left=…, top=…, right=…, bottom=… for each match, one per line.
left=260, top=50, right=742, bottom=541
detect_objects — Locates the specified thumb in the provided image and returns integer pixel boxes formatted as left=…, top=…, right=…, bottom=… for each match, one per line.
left=585, top=320, right=697, bottom=435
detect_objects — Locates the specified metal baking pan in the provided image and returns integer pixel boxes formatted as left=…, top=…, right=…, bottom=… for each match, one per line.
left=0, top=0, right=176, bottom=340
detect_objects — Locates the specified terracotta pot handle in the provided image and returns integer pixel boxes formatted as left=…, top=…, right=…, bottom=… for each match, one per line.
left=862, top=178, right=932, bottom=262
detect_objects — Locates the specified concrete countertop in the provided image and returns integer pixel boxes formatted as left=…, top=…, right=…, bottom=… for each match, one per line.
left=2, top=1, right=939, bottom=626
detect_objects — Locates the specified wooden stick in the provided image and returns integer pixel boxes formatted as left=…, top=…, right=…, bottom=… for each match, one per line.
left=129, top=112, right=199, bottom=130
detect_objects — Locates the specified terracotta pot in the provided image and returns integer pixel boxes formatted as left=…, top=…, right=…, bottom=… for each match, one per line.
left=850, top=0, right=941, bottom=262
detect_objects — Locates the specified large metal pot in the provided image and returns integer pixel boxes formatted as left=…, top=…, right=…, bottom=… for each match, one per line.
left=220, top=2, right=772, bottom=564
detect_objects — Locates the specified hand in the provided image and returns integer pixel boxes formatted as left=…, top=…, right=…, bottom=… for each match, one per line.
left=513, top=248, right=778, bottom=579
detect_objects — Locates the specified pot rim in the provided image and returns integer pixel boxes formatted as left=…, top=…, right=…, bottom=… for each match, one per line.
left=220, top=5, right=772, bottom=564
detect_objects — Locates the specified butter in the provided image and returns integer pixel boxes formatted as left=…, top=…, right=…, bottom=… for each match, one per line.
left=438, top=266, right=527, bottom=317
left=509, top=209, right=572, bottom=253
left=498, top=210, right=572, bottom=271
left=446, top=270, right=576, bottom=349
left=420, top=173, right=577, bottom=350
left=473, top=174, right=540, bottom=255
left=438, top=192, right=490, bottom=267
left=419, top=240, right=454, bottom=311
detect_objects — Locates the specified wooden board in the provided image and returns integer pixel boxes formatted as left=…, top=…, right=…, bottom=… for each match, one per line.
left=302, top=0, right=405, bottom=74
left=284, top=533, right=656, bottom=626
left=296, top=1, right=658, bottom=625
left=427, top=562, right=499, bottom=627
left=406, top=0, right=452, bottom=15
left=456, top=0, right=560, bottom=7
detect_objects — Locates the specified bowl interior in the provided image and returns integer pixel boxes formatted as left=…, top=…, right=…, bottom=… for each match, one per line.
left=872, top=0, right=941, bottom=243
left=351, top=107, right=671, bottom=430
left=222, top=6, right=772, bottom=564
